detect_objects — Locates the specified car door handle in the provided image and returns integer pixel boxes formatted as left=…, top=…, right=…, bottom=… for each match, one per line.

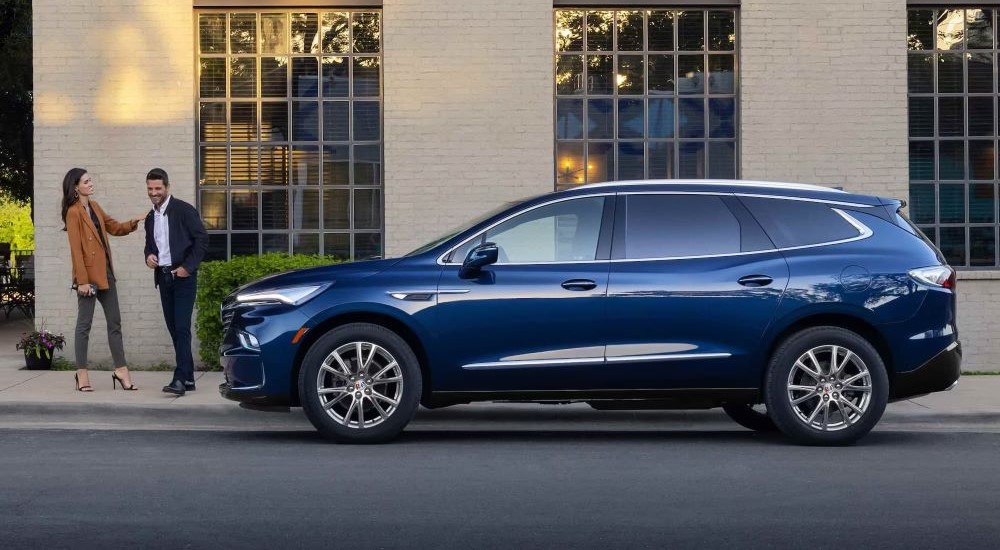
left=561, top=279, right=597, bottom=291
left=737, top=275, right=774, bottom=287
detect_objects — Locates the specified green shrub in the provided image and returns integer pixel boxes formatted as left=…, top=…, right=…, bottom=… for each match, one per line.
left=195, top=253, right=340, bottom=369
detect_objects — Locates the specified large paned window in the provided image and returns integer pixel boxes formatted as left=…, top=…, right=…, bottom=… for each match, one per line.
left=553, top=9, right=738, bottom=190
left=197, top=10, right=383, bottom=260
left=908, top=8, right=998, bottom=268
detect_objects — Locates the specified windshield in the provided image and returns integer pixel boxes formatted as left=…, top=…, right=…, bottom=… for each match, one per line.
left=404, top=195, right=542, bottom=257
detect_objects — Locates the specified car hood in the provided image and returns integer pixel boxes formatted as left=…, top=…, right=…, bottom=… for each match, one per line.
left=231, top=257, right=403, bottom=297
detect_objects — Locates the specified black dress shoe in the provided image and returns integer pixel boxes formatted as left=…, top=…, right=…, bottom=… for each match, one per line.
left=162, top=379, right=186, bottom=396
left=183, top=381, right=196, bottom=391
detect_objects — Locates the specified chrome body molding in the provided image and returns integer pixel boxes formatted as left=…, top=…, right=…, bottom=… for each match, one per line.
left=606, top=352, right=732, bottom=363
left=461, top=352, right=731, bottom=370
left=388, top=289, right=470, bottom=301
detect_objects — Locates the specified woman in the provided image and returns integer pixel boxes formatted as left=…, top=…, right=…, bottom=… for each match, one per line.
left=61, top=168, right=145, bottom=391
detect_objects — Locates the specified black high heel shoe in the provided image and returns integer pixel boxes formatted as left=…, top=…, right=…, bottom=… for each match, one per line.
left=74, top=373, right=93, bottom=392
left=112, top=372, right=138, bottom=391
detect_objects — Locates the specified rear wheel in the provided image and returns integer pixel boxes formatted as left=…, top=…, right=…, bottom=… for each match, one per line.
left=764, top=327, right=888, bottom=446
left=722, top=403, right=777, bottom=432
left=299, top=323, right=422, bottom=443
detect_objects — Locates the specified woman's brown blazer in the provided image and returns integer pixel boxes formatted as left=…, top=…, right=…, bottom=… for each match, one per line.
left=65, top=200, right=139, bottom=290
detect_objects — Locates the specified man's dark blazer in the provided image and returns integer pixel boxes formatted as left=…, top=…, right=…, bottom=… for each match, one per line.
left=144, top=196, right=209, bottom=287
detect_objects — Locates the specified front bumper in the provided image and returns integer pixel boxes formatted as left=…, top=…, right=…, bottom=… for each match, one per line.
left=890, top=341, right=961, bottom=401
left=219, top=381, right=291, bottom=407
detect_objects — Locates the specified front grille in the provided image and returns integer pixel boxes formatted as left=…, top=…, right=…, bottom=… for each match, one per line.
left=221, top=295, right=237, bottom=335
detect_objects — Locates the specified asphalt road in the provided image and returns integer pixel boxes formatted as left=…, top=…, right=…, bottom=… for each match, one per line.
left=2, top=427, right=999, bottom=549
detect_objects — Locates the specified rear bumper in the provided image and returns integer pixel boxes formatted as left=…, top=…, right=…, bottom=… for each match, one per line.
left=890, top=341, right=961, bottom=401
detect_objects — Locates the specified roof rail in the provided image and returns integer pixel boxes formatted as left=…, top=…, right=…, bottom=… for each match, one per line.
left=580, top=179, right=848, bottom=193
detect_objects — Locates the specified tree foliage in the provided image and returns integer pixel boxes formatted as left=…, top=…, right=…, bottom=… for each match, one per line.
left=0, top=189, right=34, bottom=250
left=0, top=0, right=33, bottom=204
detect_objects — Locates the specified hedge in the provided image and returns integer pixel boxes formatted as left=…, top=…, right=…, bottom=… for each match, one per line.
left=195, top=253, right=341, bottom=369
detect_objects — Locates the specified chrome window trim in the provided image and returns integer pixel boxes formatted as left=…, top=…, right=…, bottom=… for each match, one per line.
left=734, top=192, right=875, bottom=209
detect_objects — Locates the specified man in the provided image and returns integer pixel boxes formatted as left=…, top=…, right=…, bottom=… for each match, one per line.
left=143, top=168, right=208, bottom=396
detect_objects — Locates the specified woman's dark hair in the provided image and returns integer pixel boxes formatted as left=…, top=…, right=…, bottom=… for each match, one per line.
left=60, top=168, right=87, bottom=231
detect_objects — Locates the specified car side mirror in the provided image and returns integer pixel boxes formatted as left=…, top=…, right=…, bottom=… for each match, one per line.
left=459, top=242, right=499, bottom=279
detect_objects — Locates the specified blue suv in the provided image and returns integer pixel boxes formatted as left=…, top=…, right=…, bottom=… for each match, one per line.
left=219, top=180, right=961, bottom=445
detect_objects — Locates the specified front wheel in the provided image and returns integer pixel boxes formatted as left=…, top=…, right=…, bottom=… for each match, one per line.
left=764, top=327, right=889, bottom=446
left=299, top=323, right=422, bottom=443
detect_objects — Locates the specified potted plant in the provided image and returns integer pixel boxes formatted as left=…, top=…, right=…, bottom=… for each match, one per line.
left=16, top=329, right=66, bottom=370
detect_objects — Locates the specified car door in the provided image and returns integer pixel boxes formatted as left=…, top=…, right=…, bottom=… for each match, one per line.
left=604, top=192, right=789, bottom=389
left=429, top=194, right=614, bottom=392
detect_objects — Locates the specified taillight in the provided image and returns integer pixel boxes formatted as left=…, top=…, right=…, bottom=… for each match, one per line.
left=909, top=266, right=956, bottom=289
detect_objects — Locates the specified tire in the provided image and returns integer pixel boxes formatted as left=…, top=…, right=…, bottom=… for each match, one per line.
left=763, top=326, right=889, bottom=446
left=298, top=323, right=422, bottom=444
left=722, top=403, right=778, bottom=432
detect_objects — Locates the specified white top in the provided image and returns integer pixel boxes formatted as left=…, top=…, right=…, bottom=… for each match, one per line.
left=153, top=195, right=173, bottom=266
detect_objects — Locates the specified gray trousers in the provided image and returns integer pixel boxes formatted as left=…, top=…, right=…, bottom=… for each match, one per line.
left=74, top=274, right=127, bottom=368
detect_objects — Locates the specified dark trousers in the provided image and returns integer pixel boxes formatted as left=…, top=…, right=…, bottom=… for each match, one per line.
left=75, top=274, right=127, bottom=368
left=158, top=270, right=197, bottom=383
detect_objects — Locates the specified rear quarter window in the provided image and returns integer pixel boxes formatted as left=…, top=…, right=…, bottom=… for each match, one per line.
left=739, top=196, right=860, bottom=248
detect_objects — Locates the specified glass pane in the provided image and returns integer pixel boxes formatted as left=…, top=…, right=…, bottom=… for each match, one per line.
left=587, top=55, right=613, bottom=94
left=939, top=227, right=966, bottom=265
left=322, top=12, right=350, bottom=54
left=231, top=233, right=259, bottom=257
left=678, top=11, right=704, bottom=51
left=262, top=233, right=289, bottom=253
left=261, top=102, right=289, bottom=141
left=648, top=98, right=675, bottom=138
left=200, top=103, right=226, bottom=142
left=260, top=145, right=289, bottom=186
left=587, top=99, right=613, bottom=139
left=709, top=142, right=736, bottom=179
left=199, top=58, right=226, bottom=98
left=230, top=103, right=257, bottom=141
left=908, top=97, right=934, bottom=137
left=353, top=144, right=381, bottom=185
left=618, top=99, right=644, bottom=138
left=708, top=11, right=735, bottom=51
left=969, top=53, right=994, bottom=93
left=261, top=190, right=289, bottom=230
left=230, top=13, right=257, bottom=54
left=355, top=233, right=382, bottom=260
left=587, top=142, right=614, bottom=183
left=323, top=188, right=349, bottom=229
left=907, top=54, right=933, bottom=93
left=678, top=142, right=705, bottom=178
left=292, top=57, right=319, bottom=97
left=940, top=183, right=965, bottom=222
left=970, top=141, right=995, bottom=180
left=292, top=189, right=320, bottom=229
left=294, top=233, right=320, bottom=255
left=709, top=98, right=735, bottom=139
left=618, top=142, right=644, bottom=179
left=556, top=142, right=585, bottom=187
left=353, top=12, right=380, bottom=53
left=354, top=57, right=380, bottom=97
left=207, top=233, right=227, bottom=261
left=556, top=10, right=584, bottom=52
left=678, top=55, right=705, bottom=94
left=970, top=227, right=996, bottom=266
left=291, top=145, right=320, bottom=185
left=231, top=190, right=259, bottom=230
left=649, top=142, right=674, bottom=178
left=353, top=101, right=380, bottom=141
left=586, top=11, right=613, bottom=51
left=261, top=13, right=288, bottom=54
left=322, top=57, right=349, bottom=97
left=324, top=101, right=350, bottom=141
left=970, top=183, right=996, bottom=223
left=291, top=13, right=320, bottom=54
left=648, top=55, right=674, bottom=94
left=909, top=141, right=935, bottom=180
left=292, top=101, right=319, bottom=141
left=938, top=97, right=965, bottom=136
left=261, top=57, right=289, bottom=97
left=231, top=146, right=259, bottom=185
left=555, top=55, right=584, bottom=95
left=968, top=9, right=994, bottom=49
left=910, top=183, right=936, bottom=223
left=200, top=191, right=227, bottom=230
left=907, top=9, right=934, bottom=50
left=708, top=55, right=734, bottom=94
left=939, top=141, right=966, bottom=180
left=230, top=58, right=257, bottom=98
left=938, top=53, right=963, bottom=93
left=648, top=11, right=674, bottom=51
left=199, top=147, right=227, bottom=186
left=324, top=233, right=350, bottom=258
left=679, top=98, right=705, bottom=138
left=617, top=11, right=644, bottom=51
left=323, top=145, right=350, bottom=184
left=199, top=14, right=226, bottom=54
left=618, top=55, right=644, bottom=95
left=969, top=97, right=994, bottom=136
left=937, top=9, right=965, bottom=50
left=556, top=99, right=583, bottom=140
left=355, top=189, right=382, bottom=229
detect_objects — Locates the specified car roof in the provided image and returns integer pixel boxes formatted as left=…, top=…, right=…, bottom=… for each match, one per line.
left=567, top=179, right=886, bottom=206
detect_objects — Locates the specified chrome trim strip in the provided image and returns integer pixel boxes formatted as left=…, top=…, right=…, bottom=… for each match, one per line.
left=387, top=289, right=470, bottom=300
left=946, top=341, right=959, bottom=352
left=734, top=192, right=875, bottom=208
left=606, top=352, right=732, bottom=363
left=462, top=357, right=605, bottom=370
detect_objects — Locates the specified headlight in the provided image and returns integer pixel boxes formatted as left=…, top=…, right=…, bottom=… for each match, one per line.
left=235, top=284, right=330, bottom=306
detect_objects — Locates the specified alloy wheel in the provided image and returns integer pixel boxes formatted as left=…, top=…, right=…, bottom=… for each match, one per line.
left=785, top=345, right=872, bottom=431
left=316, top=341, right=404, bottom=429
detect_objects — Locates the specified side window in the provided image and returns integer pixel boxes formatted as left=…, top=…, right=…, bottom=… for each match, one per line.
left=739, top=197, right=861, bottom=248
left=624, top=195, right=741, bottom=259
left=480, top=197, right=606, bottom=263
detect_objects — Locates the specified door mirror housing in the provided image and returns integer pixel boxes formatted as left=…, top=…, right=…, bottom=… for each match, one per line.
left=459, top=242, right=499, bottom=279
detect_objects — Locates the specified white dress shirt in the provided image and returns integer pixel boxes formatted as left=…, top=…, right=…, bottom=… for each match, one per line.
left=154, top=195, right=173, bottom=266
